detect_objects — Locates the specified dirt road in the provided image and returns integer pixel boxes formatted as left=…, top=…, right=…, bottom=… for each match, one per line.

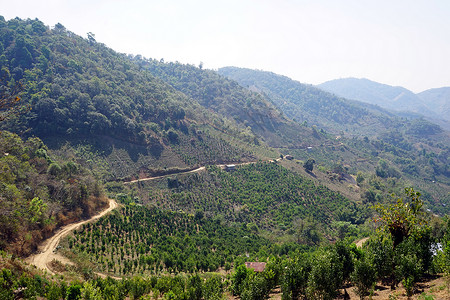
left=26, top=198, right=118, bottom=274
left=124, top=159, right=280, bottom=185
left=355, top=237, right=369, bottom=248
left=124, top=166, right=206, bottom=184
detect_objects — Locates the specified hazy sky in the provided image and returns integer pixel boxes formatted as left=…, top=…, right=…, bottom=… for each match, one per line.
left=2, top=0, right=450, bottom=92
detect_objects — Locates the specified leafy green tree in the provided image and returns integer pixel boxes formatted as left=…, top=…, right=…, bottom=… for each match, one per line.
left=307, top=249, right=343, bottom=300
left=351, top=255, right=376, bottom=300
left=373, top=188, right=427, bottom=248
left=365, top=232, right=394, bottom=282
left=231, top=265, right=250, bottom=296
left=66, top=284, right=82, bottom=300
left=281, top=254, right=310, bottom=300
left=371, top=188, right=432, bottom=290
left=303, top=158, right=315, bottom=172
left=186, top=274, right=202, bottom=300
left=202, top=275, right=223, bottom=300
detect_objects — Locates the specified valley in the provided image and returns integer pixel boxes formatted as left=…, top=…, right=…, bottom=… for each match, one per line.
left=0, top=16, right=449, bottom=300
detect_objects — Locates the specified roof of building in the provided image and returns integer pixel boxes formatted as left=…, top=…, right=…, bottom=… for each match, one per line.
left=245, top=262, right=266, bottom=272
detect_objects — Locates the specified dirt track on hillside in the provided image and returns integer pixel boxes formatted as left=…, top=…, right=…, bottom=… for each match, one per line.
left=124, top=160, right=278, bottom=184
left=26, top=199, right=118, bottom=274
left=124, top=166, right=206, bottom=184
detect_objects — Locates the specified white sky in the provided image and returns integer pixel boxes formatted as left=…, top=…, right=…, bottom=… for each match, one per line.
left=2, top=0, right=450, bottom=92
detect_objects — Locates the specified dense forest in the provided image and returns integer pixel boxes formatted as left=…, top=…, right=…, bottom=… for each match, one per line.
left=0, top=16, right=449, bottom=299
left=0, top=16, right=277, bottom=181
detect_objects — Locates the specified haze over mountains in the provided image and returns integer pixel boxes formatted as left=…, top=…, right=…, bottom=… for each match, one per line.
left=318, top=78, right=450, bottom=129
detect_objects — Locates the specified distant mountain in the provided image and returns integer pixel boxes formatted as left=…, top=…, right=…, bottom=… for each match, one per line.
left=318, top=78, right=450, bottom=129
left=418, top=87, right=450, bottom=121
left=218, top=67, right=400, bottom=136
left=318, top=78, right=434, bottom=114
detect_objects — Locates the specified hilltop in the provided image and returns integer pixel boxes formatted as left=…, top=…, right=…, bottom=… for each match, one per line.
left=318, top=77, right=450, bottom=130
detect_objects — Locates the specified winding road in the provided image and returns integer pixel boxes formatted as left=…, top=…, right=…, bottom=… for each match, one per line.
left=27, top=159, right=280, bottom=274
left=26, top=198, right=118, bottom=274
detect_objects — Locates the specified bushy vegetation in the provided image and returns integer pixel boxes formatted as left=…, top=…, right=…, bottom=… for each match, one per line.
left=66, top=203, right=287, bottom=275
left=131, top=162, right=368, bottom=238
left=0, top=131, right=106, bottom=256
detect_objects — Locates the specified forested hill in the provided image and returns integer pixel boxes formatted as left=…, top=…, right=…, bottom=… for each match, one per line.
left=318, top=78, right=431, bottom=114
left=218, top=66, right=399, bottom=136
left=0, top=17, right=329, bottom=179
left=0, top=17, right=287, bottom=179
left=133, top=58, right=321, bottom=148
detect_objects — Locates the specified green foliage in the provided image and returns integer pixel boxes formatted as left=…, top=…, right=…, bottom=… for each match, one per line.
left=281, top=254, right=311, bottom=300
left=373, top=188, right=427, bottom=247
left=303, top=158, right=315, bottom=172
left=202, top=275, right=223, bottom=300
left=231, top=265, right=250, bottom=296
left=80, top=281, right=103, bottom=300
left=0, top=130, right=104, bottom=255
left=306, top=248, right=343, bottom=300
left=137, top=58, right=312, bottom=149
left=351, top=254, right=376, bottom=300
left=365, top=232, right=394, bottom=281
left=136, top=162, right=366, bottom=237
left=69, top=204, right=273, bottom=275
left=366, top=189, right=434, bottom=290
left=0, top=16, right=263, bottom=179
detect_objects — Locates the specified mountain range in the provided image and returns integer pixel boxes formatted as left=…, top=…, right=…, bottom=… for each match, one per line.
left=318, top=78, right=450, bottom=129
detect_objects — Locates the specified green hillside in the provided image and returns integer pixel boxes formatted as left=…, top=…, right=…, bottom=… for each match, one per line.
left=135, top=58, right=321, bottom=149
left=126, top=162, right=367, bottom=236
left=64, top=204, right=283, bottom=276
left=218, top=66, right=398, bottom=136
left=0, top=130, right=107, bottom=256
left=0, top=17, right=279, bottom=181
left=218, top=67, right=450, bottom=215
left=0, top=17, right=449, bottom=299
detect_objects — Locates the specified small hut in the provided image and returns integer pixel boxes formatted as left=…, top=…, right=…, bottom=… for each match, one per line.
left=225, top=164, right=236, bottom=171
left=245, top=262, right=266, bottom=272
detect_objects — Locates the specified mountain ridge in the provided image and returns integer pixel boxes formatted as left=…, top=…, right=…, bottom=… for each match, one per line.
left=318, top=77, right=450, bottom=128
